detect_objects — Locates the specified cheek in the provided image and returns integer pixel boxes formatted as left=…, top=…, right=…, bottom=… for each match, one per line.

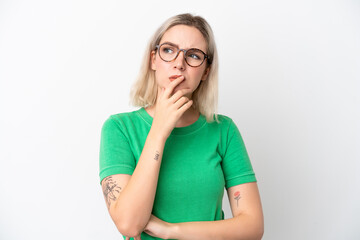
left=154, top=61, right=171, bottom=86
left=192, top=68, right=207, bottom=82
left=196, top=70, right=205, bottom=79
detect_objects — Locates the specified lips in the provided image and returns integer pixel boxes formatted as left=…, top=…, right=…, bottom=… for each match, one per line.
left=169, top=75, right=183, bottom=81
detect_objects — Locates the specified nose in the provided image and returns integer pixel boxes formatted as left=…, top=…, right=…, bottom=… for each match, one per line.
left=174, top=50, right=186, bottom=70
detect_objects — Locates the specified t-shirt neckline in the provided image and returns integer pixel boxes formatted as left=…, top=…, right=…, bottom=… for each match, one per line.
left=137, top=107, right=206, bottom=135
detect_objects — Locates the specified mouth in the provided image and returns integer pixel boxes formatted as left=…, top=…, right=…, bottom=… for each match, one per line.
left=169, top=75, right=183, bottom=81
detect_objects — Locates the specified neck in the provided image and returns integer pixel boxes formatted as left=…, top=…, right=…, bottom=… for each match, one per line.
left=176, top=106, right=200, bottom=127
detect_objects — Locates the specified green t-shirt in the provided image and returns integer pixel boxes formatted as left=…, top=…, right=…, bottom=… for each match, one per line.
left=99, top=108, right=256, bottom=239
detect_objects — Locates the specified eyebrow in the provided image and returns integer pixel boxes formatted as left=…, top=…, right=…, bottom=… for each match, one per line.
left=161, top=41, right=179, bottom=48
left=161, top=41, right=206, bottom=52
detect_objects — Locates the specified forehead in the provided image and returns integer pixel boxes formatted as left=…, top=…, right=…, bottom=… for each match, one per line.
left=160, top=25, right=207, bottom=51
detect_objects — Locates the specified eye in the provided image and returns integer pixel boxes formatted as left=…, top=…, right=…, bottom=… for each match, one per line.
left=163, top=48, right=173, bottom=53
left=161, top=45, right=175, bottom=54
left=188, top=53, right=201, bottom=60
left=186, top=49, right=204, bottom=61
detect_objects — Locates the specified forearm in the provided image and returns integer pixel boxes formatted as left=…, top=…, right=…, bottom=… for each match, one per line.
left=170, top=214, right=264, bottom=240
left=113, top=128, right=166, bottom=234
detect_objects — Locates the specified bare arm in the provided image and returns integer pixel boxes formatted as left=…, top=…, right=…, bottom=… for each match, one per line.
left=101, top=76, right=193, bottom=237
left=103, top=131, right=165, bottom=237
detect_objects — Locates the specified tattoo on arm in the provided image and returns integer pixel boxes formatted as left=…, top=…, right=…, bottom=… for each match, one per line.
left=102, top=176, right=122, bottom=209
left=234, top=191, right=241, bottom=207
left=154, top=151, right=160, bottom=161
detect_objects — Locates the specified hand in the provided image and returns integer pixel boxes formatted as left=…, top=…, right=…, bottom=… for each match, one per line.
left=152, top=76, right=193, bottom=140
left=143, top=215, right=174, bottom=239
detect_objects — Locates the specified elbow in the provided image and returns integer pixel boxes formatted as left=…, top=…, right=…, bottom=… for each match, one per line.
left=112, top=212, right=144, bottom=238
left=240, top=214, right=264, bottom=240
left=114, top=220, right=143, bottom=238
left=255, top=226, right=264, bottom=240
left=109, top=204, right=145, bottom=237
left=254, top=218, right=264, bottom=240
left=245, top=226, right=263, bottom=240
left=252, top=209, right=264, bottom=240
left=117, top=226, right=142, bottom=238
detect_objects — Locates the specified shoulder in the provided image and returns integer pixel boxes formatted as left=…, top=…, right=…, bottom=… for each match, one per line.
left=208, top=113, right=243, bottom=141
left=202, top=113, right=238, bottom=137
left=209, top=113, right=237, bottom=130
left=101, top=108, right=144, bottom=131
left=215, top=114, right=233, bottom=124
left=109, top=108, right=142, bottom=122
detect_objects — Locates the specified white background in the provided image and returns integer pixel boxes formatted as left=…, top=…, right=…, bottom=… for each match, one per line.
left=0, top=0, right=359, bottom=239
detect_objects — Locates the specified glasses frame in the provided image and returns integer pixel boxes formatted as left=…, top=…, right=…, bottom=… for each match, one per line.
left=155, top=43, right=210, bottom=67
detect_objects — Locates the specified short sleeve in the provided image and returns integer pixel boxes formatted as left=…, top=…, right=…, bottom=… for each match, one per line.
left=222, top=120, right=257, bottom=189
left=99, top=116, right=136, bottom=184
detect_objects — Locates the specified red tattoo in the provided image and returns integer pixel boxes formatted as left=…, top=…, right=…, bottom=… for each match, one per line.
left=234, top=191, right=241, bottom=207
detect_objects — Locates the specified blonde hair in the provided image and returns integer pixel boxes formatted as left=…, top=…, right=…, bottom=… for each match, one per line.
left=130, top=13, right=219, bottom=122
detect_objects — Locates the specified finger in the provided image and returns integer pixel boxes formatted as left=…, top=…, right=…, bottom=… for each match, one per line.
left=173, top=96, right=190, bottom=109
left=125, top=237, right=129, bottom=240
left=177, top=99, right=193, bottom=113
left=169, top=88, right=192, bottom=103
left=164, top=76, right=185, bottom=98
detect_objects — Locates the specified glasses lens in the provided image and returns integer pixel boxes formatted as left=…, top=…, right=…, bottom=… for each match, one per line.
left=185, top=49, right=205, bottom=67
left=159, top=44, right=178, bottom=61
left=158, top=44, right=206, bottom=67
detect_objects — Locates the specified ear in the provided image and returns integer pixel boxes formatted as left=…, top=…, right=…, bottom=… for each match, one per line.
left=151, top=50, right=156, bottom=71
left=201, top=67, right=210, bottom=81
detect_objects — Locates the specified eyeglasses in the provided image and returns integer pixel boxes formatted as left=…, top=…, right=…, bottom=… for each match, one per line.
left=155, top=43, right=210, bottom=67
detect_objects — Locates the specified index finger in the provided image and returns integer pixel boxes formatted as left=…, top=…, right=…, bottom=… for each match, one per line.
left=163, top=76, right=185, bottom=98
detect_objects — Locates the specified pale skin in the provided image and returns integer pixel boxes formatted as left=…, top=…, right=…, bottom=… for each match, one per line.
left=101, top=25, right=264, bottom=239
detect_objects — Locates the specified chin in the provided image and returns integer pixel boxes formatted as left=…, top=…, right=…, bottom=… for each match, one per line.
left=173, top=86, right=188, bottom=93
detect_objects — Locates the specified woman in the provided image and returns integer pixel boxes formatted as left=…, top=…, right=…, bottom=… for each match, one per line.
left=99, top=13, right=264, bottom=240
